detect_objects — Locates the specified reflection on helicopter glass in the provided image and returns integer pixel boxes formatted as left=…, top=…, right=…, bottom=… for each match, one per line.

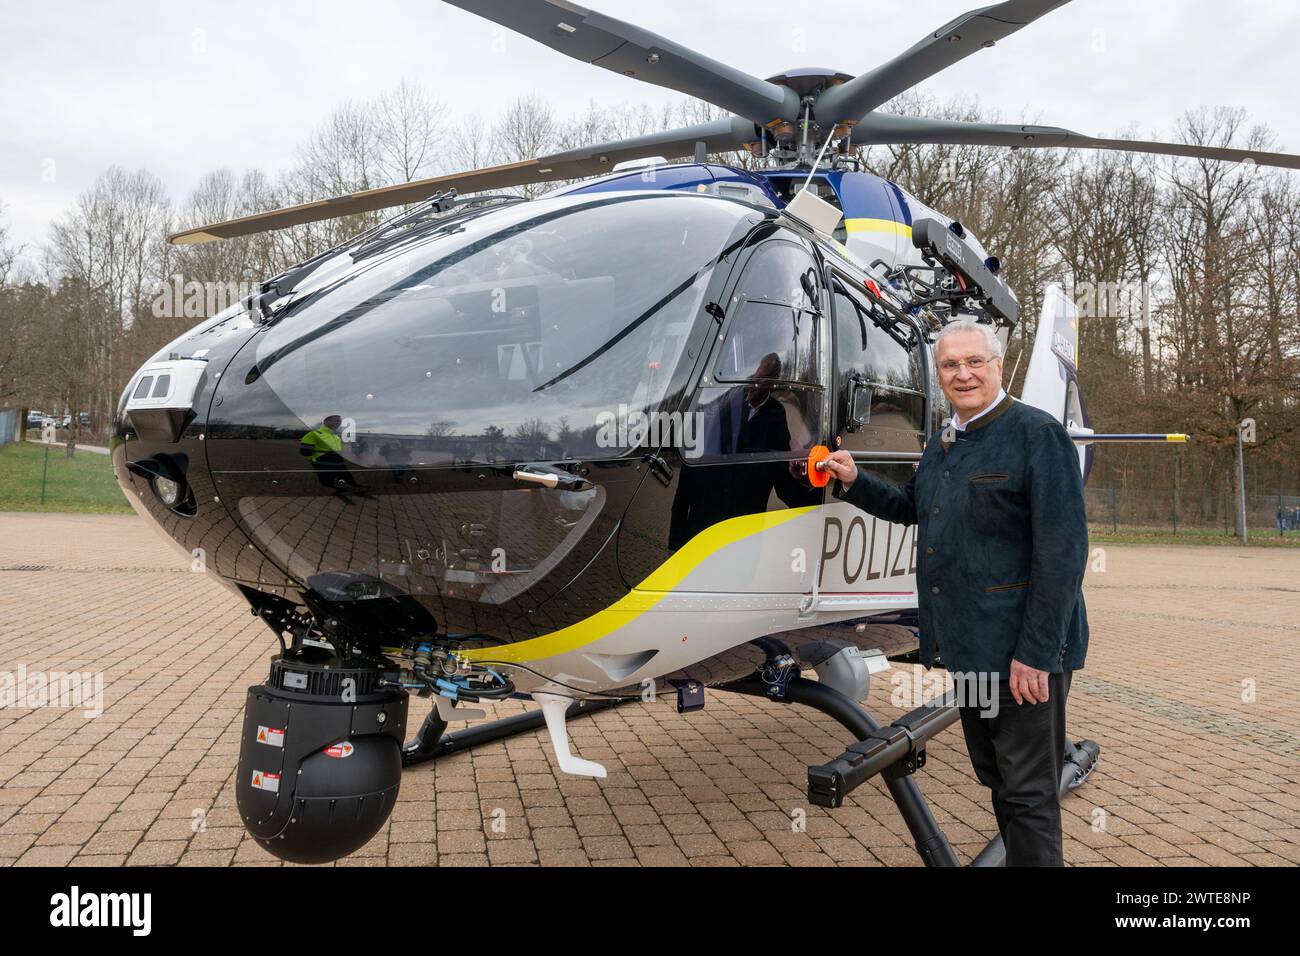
left=690, top=237, right=824, bottom=461
left=252, top=194, right=756, bottom=465
left=830, top=274, right=926, bottom=455
left=666, top=235, right=827, bottom=548
left=299, top=414, right=375, bottom=504
left=671, top=341, right=824, bottom=546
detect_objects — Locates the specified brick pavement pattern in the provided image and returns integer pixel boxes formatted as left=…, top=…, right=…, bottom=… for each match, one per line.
left=1, top=512, right=1297, bottom=866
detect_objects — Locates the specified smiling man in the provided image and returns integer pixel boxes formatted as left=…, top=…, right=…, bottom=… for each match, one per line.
left=822, top=318, right=1089, bottom=866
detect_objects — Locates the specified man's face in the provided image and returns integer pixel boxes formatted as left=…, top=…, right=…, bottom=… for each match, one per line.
left=936, top=329, right=1003, bottom=419
left=324, top=416, right=343, bottom=432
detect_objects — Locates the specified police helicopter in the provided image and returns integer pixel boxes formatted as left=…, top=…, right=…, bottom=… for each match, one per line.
left=113, top=0, right=1297, bottom=865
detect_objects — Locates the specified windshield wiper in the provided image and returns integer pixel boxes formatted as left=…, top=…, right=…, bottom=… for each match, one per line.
left=349, top=192, right=525, bottom=263
left=248, top=191, right=528, bottom=325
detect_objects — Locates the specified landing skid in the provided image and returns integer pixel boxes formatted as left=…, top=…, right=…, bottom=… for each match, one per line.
left=399, top=672, right=1100, bottom=867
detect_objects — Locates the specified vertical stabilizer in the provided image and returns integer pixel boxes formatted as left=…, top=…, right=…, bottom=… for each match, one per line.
left=1019, top=284, right=1090, bottom=477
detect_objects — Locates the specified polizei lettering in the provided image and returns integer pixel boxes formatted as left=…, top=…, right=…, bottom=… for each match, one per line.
left=818, top=515, right=917, bottom=588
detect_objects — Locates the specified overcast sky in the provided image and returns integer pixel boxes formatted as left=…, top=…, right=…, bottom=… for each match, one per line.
left=3, top=0, right=1298, bottom=254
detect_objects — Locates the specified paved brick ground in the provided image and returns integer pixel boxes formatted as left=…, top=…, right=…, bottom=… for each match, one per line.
left=1, top=513, right=1297, bottom=866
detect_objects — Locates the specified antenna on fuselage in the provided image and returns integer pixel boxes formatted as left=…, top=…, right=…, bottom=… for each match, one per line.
left=800, top=127, right=838, bottom=191
left=782, top=129, right=844, bottom=236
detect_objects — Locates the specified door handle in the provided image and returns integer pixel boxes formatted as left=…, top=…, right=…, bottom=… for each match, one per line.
left=512, top=464, right=590, bottom=491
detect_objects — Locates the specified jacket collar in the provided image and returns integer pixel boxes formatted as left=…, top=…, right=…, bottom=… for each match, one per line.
left=940, top=393, right=1015, bottom=452
left=963, top=393, right=1015, bottom=434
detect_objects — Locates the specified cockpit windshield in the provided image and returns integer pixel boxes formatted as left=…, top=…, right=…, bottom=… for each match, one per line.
left=252, top=192, right=755, bottom=465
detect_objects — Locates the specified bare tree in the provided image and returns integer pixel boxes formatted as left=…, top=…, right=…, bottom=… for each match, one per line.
left=1158, top=108, right=1283, bottom=530
left=375, top=79, right=446, bottom=183
left=493, top=95, right=557, bottom=197
left=0, top=200, right=17, bottom=287
left=446, top=111, right=497, bottom=175
left=1052, top=148, right=1158, bottom=379
left=273, top=83, right=450, bottom=257
left=0, top=203, right=38, bottom=409
left=46, top=166, right=172, bottom=447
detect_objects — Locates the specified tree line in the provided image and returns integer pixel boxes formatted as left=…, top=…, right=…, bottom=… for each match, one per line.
left=1, top=81, right=1296, bottom=531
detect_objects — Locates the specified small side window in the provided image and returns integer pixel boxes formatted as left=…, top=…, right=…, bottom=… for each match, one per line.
left=132, top=376, right=154, bottom=400
left=689, top=240, right=825, bottom=461
left=832, top=276, right=925, bottom=453
left=715, top=241, right=822, bottom=386
left=151, top=374, right=172, bottom=399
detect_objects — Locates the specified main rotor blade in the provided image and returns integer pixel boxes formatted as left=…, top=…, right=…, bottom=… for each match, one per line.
left=849, top=113, right=1300, bottom=170
left=443, top=0, right=800, bottom=124
left=816, top=0, right=1071, bottom=125
left=167, top=117, right=756, bottom=244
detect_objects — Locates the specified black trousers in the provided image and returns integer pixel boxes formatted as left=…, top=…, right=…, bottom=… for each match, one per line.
left=310, top=452, right=361, bottom=491
left=958, top=670, right=1072, bottom=866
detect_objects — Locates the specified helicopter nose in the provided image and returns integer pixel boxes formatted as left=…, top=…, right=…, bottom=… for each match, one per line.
left=122, top=357, right=210, bottom=443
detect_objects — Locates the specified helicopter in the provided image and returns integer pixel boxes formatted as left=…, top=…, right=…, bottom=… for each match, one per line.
left=112, top=0, right=1297, bottom=865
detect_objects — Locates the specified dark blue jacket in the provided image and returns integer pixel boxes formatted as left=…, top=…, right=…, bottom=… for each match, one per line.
left=833, top=395, right=1089, bottom=678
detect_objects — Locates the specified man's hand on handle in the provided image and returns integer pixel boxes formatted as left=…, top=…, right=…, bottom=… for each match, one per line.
left=823, top=450, right=858, bottom=486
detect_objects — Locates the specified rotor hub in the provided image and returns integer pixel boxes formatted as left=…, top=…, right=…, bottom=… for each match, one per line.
left=765, top=67, right=854, bottom=99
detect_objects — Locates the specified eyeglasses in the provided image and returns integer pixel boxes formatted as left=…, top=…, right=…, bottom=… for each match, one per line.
left=938, top=355, right=998, bottom=374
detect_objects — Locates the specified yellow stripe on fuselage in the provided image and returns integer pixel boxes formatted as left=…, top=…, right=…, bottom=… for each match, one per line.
left=844, top=218, right=913, bottom=237
left=460, top=506, right=817, bottom=665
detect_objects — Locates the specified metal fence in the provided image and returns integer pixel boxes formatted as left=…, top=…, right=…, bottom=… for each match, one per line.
left=1081, top=440, right=1300, bottom=540
left=1086, top=485, right=1300, bottom=538
left=0, top=409, right=17, bottom=450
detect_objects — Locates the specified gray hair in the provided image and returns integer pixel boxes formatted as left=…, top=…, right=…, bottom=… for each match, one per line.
left=935, top=319, right=1004, bottom=359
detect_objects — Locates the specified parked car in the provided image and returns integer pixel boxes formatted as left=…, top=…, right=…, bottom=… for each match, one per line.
left=26, top=410, right=45, bottom=429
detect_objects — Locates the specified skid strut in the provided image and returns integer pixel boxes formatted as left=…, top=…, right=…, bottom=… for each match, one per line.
left=401, top=697, right=623, bottom=768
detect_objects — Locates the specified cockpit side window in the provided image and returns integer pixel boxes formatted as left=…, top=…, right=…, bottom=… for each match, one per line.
left=688, top=239, right=824, bottom=461
left=831, top=273, right=925, bottom=454
left=714, top=240, right=821, bottom=387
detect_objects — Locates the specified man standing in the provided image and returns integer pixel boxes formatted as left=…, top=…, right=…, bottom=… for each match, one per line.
left=300, top=415, right=370, bottom=502
left=822, top=319, right=1089, bottom=866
